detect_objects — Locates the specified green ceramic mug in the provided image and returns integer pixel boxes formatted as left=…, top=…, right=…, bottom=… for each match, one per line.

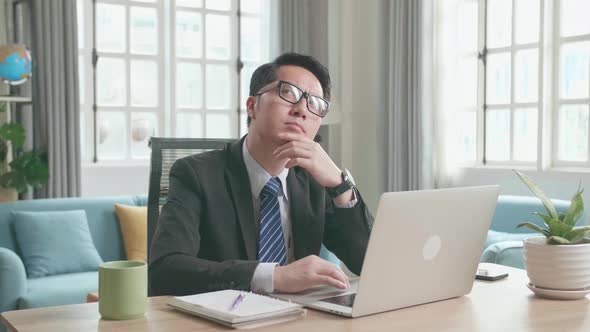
left=98, top=260, right=147, bottom=320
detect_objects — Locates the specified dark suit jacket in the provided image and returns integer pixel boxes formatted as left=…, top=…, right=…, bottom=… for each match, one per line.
left=149, top=137, right=373, bottom=296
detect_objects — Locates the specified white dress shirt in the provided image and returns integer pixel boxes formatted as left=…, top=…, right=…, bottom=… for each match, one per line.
left=243, top=139, right=357, bottom=293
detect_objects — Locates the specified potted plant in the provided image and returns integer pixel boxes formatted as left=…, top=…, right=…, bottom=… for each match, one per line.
left=514, top=170, right=590, bottom=299
left=0, top=101, right=48, bottom=200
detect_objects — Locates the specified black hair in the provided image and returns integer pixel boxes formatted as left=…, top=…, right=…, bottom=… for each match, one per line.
left=247, top=53, right=331, bottom=126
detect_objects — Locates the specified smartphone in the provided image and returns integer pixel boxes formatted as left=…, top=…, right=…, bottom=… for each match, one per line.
left=476, top=263, right=509, bottom=281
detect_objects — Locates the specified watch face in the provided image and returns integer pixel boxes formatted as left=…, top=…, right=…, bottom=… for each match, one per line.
left=343, top=169, right=356, bottom=186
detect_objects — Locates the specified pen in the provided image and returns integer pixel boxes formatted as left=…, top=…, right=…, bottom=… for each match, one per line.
left=230, top=292, right=246, bottom=311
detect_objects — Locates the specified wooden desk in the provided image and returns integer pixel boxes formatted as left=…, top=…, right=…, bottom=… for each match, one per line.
left=2, top=266, right=589, bottom=332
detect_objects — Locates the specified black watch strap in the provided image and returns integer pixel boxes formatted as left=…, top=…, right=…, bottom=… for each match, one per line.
left=326, top=169, right=355, bottom=198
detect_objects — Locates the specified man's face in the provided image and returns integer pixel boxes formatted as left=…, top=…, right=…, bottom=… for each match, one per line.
left=247, top=65, right=324, bottom=144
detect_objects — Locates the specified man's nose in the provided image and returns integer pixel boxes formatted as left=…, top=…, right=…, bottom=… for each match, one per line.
left=289, top=97, right=308, bottom=119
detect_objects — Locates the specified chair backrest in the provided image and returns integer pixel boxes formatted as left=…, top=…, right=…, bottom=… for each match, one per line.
left=147, top=137, right=236, bottom=262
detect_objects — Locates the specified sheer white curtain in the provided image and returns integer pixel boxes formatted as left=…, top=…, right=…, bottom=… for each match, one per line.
left=432, top=0, right=479, bottom=188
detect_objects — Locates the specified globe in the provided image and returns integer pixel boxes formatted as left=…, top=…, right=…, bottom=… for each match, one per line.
left=0, top=44, right=32, bottom=85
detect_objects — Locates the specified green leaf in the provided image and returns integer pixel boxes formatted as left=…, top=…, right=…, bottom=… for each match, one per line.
left=533, top=212, right=552, bottom=226
left=565, top=226, right=590, bottom=243
left=514, top=170, right=559, bottom=220
left=546, top=218, right=573, bottom=237
left=516, top=222, right=551, bottom=237
left=0, top=149, right=49, bottom=193
left=548, top=236, right=571, bottom=244
left=0, top=123, right=25, bottom=147
left=563, top=187, right=585, bottom=227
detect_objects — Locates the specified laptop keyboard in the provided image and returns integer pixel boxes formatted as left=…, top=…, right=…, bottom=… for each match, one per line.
left=319, top=293, right=356, bottom=307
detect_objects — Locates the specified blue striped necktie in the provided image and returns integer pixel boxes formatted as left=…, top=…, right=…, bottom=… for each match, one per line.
left=258, top=177, right=287, bottom=265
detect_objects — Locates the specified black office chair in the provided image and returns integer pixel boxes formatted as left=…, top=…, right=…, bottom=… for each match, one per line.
left=146, top=137, right=236, bottom=265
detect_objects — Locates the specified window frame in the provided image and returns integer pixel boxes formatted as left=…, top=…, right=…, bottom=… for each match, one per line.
left=551, top=0, right=590, bottom=168
left=78, top=0, right=272, bottom=164
left=478, top=0, right=545, bottom=167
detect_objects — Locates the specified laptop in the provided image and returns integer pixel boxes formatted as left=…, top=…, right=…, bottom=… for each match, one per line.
left=272, top=185, right=500, bottom=318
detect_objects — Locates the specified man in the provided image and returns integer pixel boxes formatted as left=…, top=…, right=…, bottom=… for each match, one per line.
left=149, top=53, right=373, bottom=296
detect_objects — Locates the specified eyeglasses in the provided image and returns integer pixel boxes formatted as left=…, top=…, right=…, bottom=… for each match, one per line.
left=255, top=80, right=330, bottom=118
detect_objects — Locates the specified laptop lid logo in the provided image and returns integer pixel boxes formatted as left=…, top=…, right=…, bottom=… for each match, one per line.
left=422, top=235, right=442, bottom=261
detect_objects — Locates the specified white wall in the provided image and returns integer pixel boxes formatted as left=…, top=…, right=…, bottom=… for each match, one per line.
left=81, top=164, right=149, bottom=197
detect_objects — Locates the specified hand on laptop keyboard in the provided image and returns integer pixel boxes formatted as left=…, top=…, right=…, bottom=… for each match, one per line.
left=273, top=255, right=350, bottom=293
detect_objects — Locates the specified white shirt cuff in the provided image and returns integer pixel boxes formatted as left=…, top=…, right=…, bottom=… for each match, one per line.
left=250, top=262, right=277, bottom=293
left=334, top=188, right=358, bottom=208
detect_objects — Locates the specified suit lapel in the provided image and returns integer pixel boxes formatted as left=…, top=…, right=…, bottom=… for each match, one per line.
left=288, top=168, right=316, bottom=260
left=225, top=138, right=257, bottom=260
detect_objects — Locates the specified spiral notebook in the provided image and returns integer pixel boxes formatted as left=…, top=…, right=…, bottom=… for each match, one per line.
left=168, top=289, right=306, bottom=329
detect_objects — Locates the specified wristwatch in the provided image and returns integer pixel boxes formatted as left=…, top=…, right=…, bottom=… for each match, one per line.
left=326, top=168, right=356, bottom=198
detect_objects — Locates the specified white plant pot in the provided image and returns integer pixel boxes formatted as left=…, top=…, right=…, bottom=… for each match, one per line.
left=524, top=236, right=590, bottom=290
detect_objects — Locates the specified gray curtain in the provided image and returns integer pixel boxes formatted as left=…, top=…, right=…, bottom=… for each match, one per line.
left=27, top=0, right=81, bottom=197
left=279, top=0, right=329, bottom=64
left=378, top=0, right=433, bottom=192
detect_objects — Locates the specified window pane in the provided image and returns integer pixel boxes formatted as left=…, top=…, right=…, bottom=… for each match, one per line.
left=459, top=57, right=478, bottom=109
left=98, top=112, right=127, bottom=159
left=130, top=60, right=158, bottom=107
left=240, top=64, right=256, bottom=108
left=206, top=113, right=231, bottom=138
left=176, top=11, right=202, bottom=58
left=241, top=17, right=261, bottom=62
left=241, top=0, right=261, bottom=14
left=77, top=0, right=84, bottom=48
left=130, top=7, right=158, bottom=55
left=97, top=57, right=126, bottom=106
left=487, top=0, right=511, bottom=48
left=560, top=42, right=590, bottom=99
left=206, top=0, right=230, bottom=11
left=131, top=112, right=157, bottom=158
left=486, top=53, right=511, bottom=104
left=560, top=0, right=590, bottom=37
left=80, top=110, right=85, bottom=160
left=176, top=0, right=203, bottom=8
left=206, top=64, right=230, bottom=109
left=514, top=48, right=538, bottom=103
left=456, top=111, right=477, bottom=162
left=206, top=14, right=230, bottom=60
left=176, top=113, right=203, bottom=138
left=514, top=0, right=539, bottom=44
left=177, top=62, right=202, bottom=108
left=79, top=55, right=85, bottom=105
left=558, top=105, right=589, bottom=161
left=458, top=2, right=478, bottom=52
left=485, top=109, right=510, bottom=161
left=513, top=108, right=538, bottom=161
left=96, top=3, right=126, bottom=53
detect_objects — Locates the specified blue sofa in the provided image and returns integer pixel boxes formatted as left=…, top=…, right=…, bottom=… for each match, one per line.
left=0, top=195, right=147, bottom=320
left=480, top=195, right=577, bottom=269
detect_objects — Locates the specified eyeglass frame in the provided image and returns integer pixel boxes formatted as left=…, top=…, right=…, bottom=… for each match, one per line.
left=254, top=80, right=331, bottom=118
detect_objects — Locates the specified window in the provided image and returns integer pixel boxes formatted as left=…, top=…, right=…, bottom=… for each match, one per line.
left=77, top=0, right=272, bottom=163
left=446, top=0, right=590, bottom=169
left=554, top=0, right=590, bottom=165
left=483, top=0, right=541, bottom=165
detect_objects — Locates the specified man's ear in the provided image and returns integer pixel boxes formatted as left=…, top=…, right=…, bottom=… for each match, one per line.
left=246, top=96, right=257, bottom=119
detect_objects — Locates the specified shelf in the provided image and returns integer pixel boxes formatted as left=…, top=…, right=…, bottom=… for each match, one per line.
left=0, top=95, right=32, bottom=103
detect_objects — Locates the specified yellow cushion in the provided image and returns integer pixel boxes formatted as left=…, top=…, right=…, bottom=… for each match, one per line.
left=114, top=204, right=147, bottom=262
